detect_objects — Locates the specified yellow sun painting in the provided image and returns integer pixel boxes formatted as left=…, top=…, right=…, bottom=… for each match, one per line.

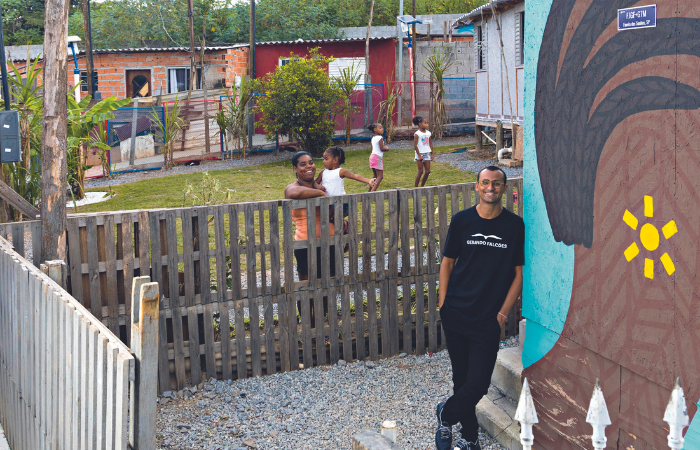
left=623, top=195, right=676, bottom=279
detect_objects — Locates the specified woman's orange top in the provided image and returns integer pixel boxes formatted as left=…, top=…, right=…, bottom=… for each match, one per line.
left=291, top=207, right=335, bottom=241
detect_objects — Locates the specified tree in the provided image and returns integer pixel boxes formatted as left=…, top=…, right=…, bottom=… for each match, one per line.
left=2, top=0, right=79, bottom=46
left=255, top=49, right=341, bottom=157
left=41, top=0, right=70, bottom=263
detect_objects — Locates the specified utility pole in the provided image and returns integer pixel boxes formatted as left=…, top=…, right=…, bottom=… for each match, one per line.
left=187, top=0, right=197, bottom=100
left=41, top=0, right=70, bottom=262
left=201, top=15, right=210, bottom=154
left=0, top=1, right=10, bottom=223
left=81, top=0, right=94, bottom=97
left=411, top=0, right=416, bottom=104
left=247, top=0, right=256, bottom=152
left=396, top=0, right=403, bottom=128
left=364, top=0, right=375, bottom=128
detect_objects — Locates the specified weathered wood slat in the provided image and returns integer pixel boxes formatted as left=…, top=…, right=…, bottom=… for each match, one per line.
left=249, top=295, right=262, bottom=377
left=214, top=207, right=233, bottom=380
left=341, top=284, right=353, bottom=362
left=166, top=211, right=187, bottom=389
left=264, top=295, right=276, bottom=374
left=354, top=282, right=365, bottom=361
left=182, top=208, right=196, bottom=307
left=235, top=294, right=247, bottom=379
left=67, top=219, right=84, bottom=301
left=120, top=213, right=135, bottom=346
left=300, top=290, right=313, bottom=369
left=415, top=277, right=425, bottom=355
left=187, top=306, right=203, bottom=385
left=428, top=273, right=438, bottom=353
left=367, top=280, right=378, bottom=360
left=104, top=214, right=120, bottom=335
left=328, top=288, right=340, bottom=365
left=313, top=288, right=326, bottom=366
left=202, top=303, right=217, bottom=379
left=287, top=293, right=300, bottom=371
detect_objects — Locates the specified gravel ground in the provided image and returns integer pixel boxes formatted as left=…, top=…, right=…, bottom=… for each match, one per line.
left=156, top=349, right=515, bottom=450
left=434, top=153, right=523, bottom=179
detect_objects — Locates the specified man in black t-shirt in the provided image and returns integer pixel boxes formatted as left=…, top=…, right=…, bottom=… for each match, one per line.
left=434, top=166, right=525, bottom=450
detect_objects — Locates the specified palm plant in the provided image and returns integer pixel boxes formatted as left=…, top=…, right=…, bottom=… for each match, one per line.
left=332, top=62, right=362, bottom=145
left=1, top=59, right=43, bottom=219
left=150, top=98, right=185, bottom=169
left=422, top=46, right=457, bottom=140
left=378, top=76, right=400, bottom=143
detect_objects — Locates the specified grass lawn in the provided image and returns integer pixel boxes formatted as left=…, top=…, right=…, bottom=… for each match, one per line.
left=81, top=145, right=476, bottom=213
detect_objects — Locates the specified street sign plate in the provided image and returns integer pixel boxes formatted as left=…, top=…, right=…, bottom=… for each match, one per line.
left=618, top=5, right=656, bottom=31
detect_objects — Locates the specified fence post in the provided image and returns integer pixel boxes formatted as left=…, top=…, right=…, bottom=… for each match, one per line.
left=663, top=377, right=689, bottom=450
left=586, top=379, right=611, bottom=450
left=129, top=276, right=160, bottom=450
left=40, top=259, right=66, bottom=288
left=514, top=378, right=538, bottom=450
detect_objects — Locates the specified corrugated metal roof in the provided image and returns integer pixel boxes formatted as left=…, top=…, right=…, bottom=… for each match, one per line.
left=89, top=44, right=248, bottom=54
left=256, top=36, right=394, bottom=46
left=340, top=15, right=473, bottom=38
left=456, top=0, right=523, bottom=25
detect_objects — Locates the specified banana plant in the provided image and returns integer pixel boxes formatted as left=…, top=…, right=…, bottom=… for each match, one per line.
left=66, top=91, right=131, bottom=197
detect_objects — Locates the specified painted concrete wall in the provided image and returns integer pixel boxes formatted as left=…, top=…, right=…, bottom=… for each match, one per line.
left=523, top=1, right=700, bottom=448
left=473, top=2, right=524, bottom=128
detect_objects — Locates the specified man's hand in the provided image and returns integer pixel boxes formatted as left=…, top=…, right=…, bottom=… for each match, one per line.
left=497, top=312, right=507, bottom=327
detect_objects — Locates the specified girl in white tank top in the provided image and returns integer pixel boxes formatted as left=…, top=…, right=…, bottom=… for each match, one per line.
left=315, top=147, right=376, bottom=197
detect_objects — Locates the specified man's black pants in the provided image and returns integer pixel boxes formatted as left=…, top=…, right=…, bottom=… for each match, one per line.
left=441, top=317, right=501, bottom=442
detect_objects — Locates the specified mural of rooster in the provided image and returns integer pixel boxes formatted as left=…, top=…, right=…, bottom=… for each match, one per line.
left=524, top=0, right=700, bottom=448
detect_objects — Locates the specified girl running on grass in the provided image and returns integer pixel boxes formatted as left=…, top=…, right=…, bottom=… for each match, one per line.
left=316, top=146, right=376, bottom=197
left=368, top=123, right=389, bottom=191
left=413, top=116, right=434, bottom=187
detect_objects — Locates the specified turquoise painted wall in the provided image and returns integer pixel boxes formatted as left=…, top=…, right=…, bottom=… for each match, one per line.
left=521, top=0, right=574, bottom=370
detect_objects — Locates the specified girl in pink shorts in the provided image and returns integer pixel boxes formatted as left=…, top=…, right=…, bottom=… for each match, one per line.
left=368, top=123, right=389, bottom=191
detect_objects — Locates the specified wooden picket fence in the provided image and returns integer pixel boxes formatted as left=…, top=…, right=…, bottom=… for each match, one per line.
left=0, top=180, right=523, bottom=394
left=0, top=236, right=135, bottom=449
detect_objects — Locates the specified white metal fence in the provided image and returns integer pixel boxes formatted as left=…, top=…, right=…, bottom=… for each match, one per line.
left=0, top=235, right=156, bottom=450
left=515, top=377, right=690, bottom=450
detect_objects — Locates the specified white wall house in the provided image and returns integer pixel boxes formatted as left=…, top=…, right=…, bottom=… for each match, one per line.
left=458, top=0, right=524, bottom=130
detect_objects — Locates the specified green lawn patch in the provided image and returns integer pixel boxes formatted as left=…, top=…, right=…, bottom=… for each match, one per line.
left=82, top=145, right=476, bottom=213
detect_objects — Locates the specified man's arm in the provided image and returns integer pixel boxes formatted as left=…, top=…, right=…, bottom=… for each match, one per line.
left=497, top=265, right=523, bottom=326
left=439, top=256, right=456, bottom=308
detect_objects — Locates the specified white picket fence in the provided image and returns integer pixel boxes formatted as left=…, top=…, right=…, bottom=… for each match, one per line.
left=0, top=235, right=161, bottom=450
left=515, top=377, right=690, bottom=450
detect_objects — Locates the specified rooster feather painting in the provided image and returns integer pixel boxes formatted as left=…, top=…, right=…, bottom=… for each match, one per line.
left=523, top=0, right=700, bottom=448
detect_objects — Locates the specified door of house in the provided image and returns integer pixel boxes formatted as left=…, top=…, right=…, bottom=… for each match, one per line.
left=126, top=70, right=151, bottom=98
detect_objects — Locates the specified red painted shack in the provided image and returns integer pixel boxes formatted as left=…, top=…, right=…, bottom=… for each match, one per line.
left=255, top=37, right=396, bottom=85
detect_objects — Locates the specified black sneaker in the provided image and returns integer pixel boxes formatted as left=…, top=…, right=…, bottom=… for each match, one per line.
left=453, top=437, right=481, bottom=450
left=435, top=402, right=453, bottom=450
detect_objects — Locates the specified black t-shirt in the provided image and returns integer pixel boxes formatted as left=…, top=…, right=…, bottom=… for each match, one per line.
left=441, top=206, right=525, bottom=331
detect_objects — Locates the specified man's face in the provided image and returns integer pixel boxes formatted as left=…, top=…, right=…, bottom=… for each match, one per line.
left=476, top=169, right=506, bottom=204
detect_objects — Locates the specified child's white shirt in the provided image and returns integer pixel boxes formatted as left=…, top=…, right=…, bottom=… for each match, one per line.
left=321, top=168, right=346, bottom=196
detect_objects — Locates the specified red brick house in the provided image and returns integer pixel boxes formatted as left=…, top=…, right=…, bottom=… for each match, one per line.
left=5, top=44, right=250, bottom=100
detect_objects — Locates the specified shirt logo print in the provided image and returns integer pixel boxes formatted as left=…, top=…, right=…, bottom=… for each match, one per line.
left=471, top=233, right=502, bottom=240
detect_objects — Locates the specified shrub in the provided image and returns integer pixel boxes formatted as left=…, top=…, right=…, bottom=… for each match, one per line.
left=255, top=48, right=341, bottom=156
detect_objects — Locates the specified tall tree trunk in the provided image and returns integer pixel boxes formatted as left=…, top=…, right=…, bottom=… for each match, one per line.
left=81, top=0, right=94, bottom=96
left=187, top=0, right=197, bottom=100
left=41, top=0, right=70, bottom=263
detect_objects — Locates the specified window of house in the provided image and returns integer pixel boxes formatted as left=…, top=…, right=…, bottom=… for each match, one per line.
left=328, top=58, right=366, bottom=86
left=279, top=58, right=291, bottom=67
left=167, top=67, right=202, bottom=94
left=516, top=12, right=525, bottom=66
left=80, top=70, right=98, bottom=93
left=476, top=25, right=485, bottom=70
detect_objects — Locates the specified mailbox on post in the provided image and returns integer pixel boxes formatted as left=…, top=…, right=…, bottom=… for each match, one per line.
left=0, top=110, right=20, bottom=163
